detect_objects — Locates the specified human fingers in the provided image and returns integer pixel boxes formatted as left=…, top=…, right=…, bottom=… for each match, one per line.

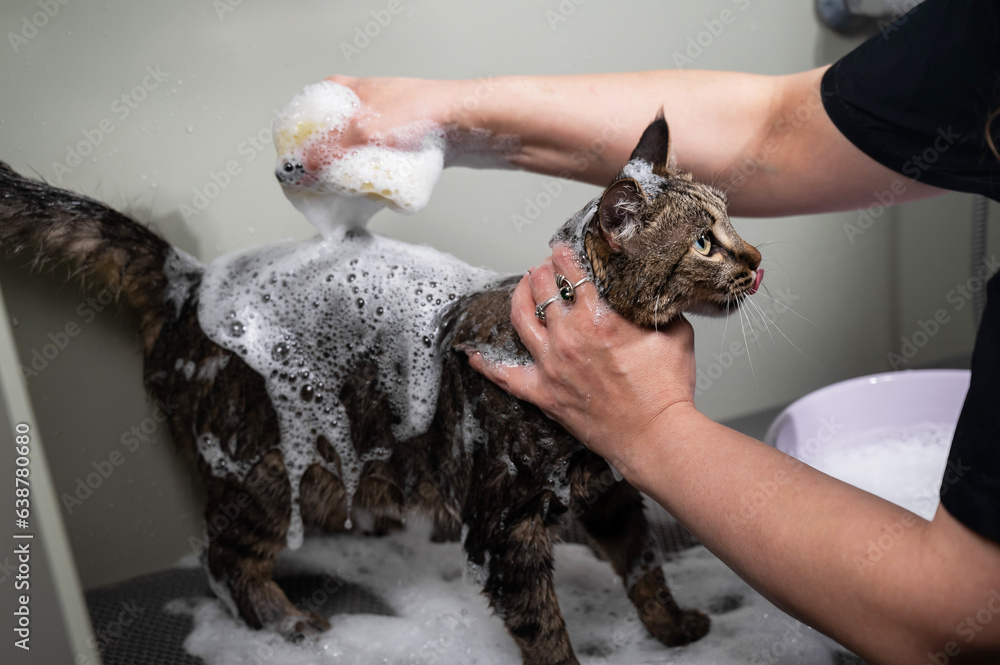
left=524, top=258, right=571, bottom=326
left=465, top=349, right=542, bottom=405
left=548, top=243, right=599, bottom=321
left=509, top=271, right=550, bottom=361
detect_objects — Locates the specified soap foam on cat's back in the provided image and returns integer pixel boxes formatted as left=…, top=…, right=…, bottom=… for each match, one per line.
left=196, top=228, right=496, bottom=548
left=274, top=80, right=445, bottom=235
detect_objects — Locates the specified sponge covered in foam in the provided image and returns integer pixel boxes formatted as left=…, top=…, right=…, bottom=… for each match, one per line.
left=274, top=80, right=445, bottom=234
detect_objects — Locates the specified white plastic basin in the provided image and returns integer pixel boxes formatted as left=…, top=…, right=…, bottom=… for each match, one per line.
left=765, top=370, right=971, bottom=519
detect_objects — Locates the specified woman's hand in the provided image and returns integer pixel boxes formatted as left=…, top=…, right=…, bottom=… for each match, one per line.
left=467, top=244, right=698, bottom=474
left=324, top=75, right=451, bottom=149
left=323, top=75, right=518, bottom=166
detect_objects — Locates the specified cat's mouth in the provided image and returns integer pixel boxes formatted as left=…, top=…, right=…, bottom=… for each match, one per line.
left=749, top=268, right=764, bottom=295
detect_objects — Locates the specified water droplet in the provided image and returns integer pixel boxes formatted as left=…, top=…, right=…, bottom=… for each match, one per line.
left=300, top=385, right=314, bottom=402
left=356, top=298, right=365, bottom=308
left=262, top=293, right=271, bottom=302
left=228, top=321, right=246, bottom=337
left=347, top=274, right=356, bottom=282
left=376, top=306, right=384, bottom=316
left=422, top=335, right=432, bottom=347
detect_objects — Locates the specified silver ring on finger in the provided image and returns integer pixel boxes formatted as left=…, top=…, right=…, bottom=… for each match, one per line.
left=555, top=273, right=592, bottom=303
left=535, top=294, right=561, bottom=322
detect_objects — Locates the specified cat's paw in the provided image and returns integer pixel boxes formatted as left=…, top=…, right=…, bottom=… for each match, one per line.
left=276, top=611, right=332, bottom=642
left=678, top=608, right=711, bottom=643
left=643, top=608, right=711, bottom=647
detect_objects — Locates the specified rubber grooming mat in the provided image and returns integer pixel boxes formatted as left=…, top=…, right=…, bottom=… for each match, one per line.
left=85, top=568, right=393, bottom=665
left=84, top=513, right=867, bottom=664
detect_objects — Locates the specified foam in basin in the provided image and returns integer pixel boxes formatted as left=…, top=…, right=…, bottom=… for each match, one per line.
left=797, top=421, right=953, bottom=520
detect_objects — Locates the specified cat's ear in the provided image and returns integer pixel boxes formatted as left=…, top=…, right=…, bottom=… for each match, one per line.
left=628, top=110, right=672, bottom=177
left=598, top=178, right=646, bottom=251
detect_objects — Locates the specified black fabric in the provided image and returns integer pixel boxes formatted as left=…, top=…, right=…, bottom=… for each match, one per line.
left=821, top=0, right=1000, bottom=542
left=821, top=0, right=1000, bottom=202
left=942, top=275, right=1000, bottom=542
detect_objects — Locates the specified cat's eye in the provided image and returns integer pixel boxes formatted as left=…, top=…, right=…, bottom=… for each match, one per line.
left=693, top=232, right=711, bottom=256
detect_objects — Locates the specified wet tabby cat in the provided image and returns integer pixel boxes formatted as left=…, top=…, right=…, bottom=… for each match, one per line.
left=0, top=115, right=761, bottom=665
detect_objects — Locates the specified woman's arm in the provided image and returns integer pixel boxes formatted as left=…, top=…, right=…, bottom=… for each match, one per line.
left=329, top=67, right=946, bottom=216
left=469, top=246, right=1000, bottom=665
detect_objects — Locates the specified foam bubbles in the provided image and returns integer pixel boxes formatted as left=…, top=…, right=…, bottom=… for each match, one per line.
left=171, top=521, right=850, bottom=664
left=273, top=80, right=446, bottom=235
left=196, top=226, right=496, bottom=548
left=797, top=422, right=953, bottom=520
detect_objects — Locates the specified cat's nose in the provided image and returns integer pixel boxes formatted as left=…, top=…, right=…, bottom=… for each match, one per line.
left=745, top=245, right=762, bottom=271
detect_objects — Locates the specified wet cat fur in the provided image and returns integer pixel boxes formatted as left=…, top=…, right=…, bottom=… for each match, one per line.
left=0, top=116, right=760, bottom=665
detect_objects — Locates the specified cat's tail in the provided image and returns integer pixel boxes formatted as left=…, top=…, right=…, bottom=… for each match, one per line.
left=0, top=161, right=191, bottom=351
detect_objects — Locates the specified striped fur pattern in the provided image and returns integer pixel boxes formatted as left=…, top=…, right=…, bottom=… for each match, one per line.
left=0, top=117, right=764, bottom=664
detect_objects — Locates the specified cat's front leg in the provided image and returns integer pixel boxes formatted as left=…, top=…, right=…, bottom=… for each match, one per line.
left=202, top=450, right=331, bottom=640
left=466, top=506, right=580, bottom=665
left=576, top=477, right=710, bottom=646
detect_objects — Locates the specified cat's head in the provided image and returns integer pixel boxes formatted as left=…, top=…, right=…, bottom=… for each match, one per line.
left=578, top=114, right=762, bottom=327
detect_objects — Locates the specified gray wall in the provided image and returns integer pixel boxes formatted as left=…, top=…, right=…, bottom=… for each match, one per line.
left=0, top=0, right=994, bottom=589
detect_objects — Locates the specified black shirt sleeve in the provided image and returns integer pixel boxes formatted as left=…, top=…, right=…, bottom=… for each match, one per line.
left=821, top=0, right=1000, bottom=202
left=944, top=274, right=1000, bottom=542
left=820, top=0, right=1000, bottom=543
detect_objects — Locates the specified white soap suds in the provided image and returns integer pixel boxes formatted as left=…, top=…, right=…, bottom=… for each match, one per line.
left=620, top=159, right=666, bottom=199
left=797, top=422, right=953, bottom=520
left=196, top=226, right=497, bottom=548
left=273, top=80, right=446, bottom=235
left=170, top=520, right=849, bottom=664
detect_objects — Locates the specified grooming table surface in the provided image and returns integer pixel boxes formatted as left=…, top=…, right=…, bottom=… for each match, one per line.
left=85, top=513, right=700, bottom=665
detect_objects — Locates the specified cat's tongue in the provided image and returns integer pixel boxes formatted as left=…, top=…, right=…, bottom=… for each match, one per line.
left=750, top=268, right=764, bottom=295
